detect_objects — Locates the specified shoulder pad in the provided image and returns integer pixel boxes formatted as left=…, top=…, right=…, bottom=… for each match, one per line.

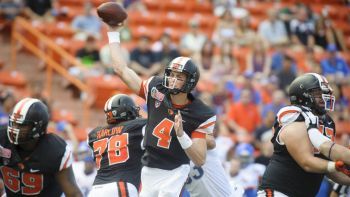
left=276, top=106, right=302, bottom=126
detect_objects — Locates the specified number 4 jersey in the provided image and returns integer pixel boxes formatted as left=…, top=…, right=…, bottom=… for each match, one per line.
left=87, top=118, right=147, bottom=188
left=139, top=76, right=216, bottom=170
left=0, top=126, right=73, bottom=197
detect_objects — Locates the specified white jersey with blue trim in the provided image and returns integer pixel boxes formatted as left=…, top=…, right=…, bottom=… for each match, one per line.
left=185, top=149, right=234, bottom=197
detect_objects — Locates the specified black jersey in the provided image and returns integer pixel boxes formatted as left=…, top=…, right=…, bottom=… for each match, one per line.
left=0, top=126, right=72, bottom=197
left=88, top=118, right=147, bottom=187
left=259, top=106, right=336, bottom=197
left=139, top=76, right=216, bottom=170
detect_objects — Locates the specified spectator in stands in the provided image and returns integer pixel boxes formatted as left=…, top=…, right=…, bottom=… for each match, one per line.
left=276, top=55, right=296, bottom=93
left=290, top=6, right=315, bottom=48
left=71, top=2, right=102, bottom=40
left=152, top=33, right=180, bottom=67
left=229, top=143, right=266, bottom=197
left=261, top=89, right=286, bottom=118
left=75, top=36, right=101, bottom=70
left=0, top=89, right=15, bottom=126
left=320, top=44, right=350, bottom=83
left=301, top=47, right=322, bottom=73
left=211, top=41, right=240, bottom=82
left=54, top=121, right=79, bottom=152
left=255, top=130, right=273, bottom=166
left=179, top=18, right=207, bottom=57
left=72, top=144, right=96, bottom=196
left=270, top=43, right=297, bottom=75
left=254, top=110, right=274, bottom=145
left=258, top=9, right=288, bottom=47
left=245, top=38, right=271, bottom=78
left=198, top=39, right=215, bottom=76
left=130, top=35, right=160, bottom=78
left=0, top=0, right=23, bottom=21
left=226, top=88, right=261, bottom=140
left=235, top=16, right=256, bottom=47
left=212, top=9, right=236, bottom=46
left=23, top=0, right=54, bottom=22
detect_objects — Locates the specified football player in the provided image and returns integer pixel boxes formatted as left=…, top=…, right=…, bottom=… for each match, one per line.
left=106, top=24, right=216, bottom=196
left=258, top=73, right=350, bottom=197
left=185, top=134, right=234, bottom=197
left=88, top=94, right=146, bottom=197
left=0, top=98, right=82, bottom=196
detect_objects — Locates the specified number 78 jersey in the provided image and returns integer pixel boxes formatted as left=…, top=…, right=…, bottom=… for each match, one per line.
left=88, top=118, right=147, bottom=187
left=139, top=76, right=216, bottom=170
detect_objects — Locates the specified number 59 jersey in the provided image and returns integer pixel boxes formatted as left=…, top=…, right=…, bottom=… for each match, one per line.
left=88, top=118, right=147, bottom=188
left=139, top=76, right=216, bottom=170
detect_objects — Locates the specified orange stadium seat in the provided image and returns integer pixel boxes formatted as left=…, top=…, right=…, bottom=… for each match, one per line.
left=52, top=109, right=78, bottom=125
left=0, top=71, right=27, bottom=89
left=87, top=75, right=133, bottom=108
left=191, top=13, right=218, bottom=30
left=188, top=1, right=213, bottom=14
left=142, top=0, right=162, bottom=11
left=58, top=0, right=86, bottom=7
left=54, top=38, right=85, bottom=56
left=159, top=12, right=186, bottom=28
left=44, top=22, right=75, bottom=39
left=127, top=11, right=160, bottom=26
left=161, top=0, right=187, bottom=12
left=130, top=25, right=163, bottom=42
left=163, top=27, right=187, bottom=43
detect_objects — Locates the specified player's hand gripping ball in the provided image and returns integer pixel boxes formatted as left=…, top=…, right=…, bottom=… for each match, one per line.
left=97, top=2, right=128, bottom=27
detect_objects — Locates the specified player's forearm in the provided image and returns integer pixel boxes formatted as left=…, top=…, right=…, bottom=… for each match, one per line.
left=320, top=142, right=350, bottom=165
left=184, top=139, right=207, bottom=166
left=109, top=42, right=128, bottom=75
left=327, top=171, right=350, bottom=185
left=301, top=156, right=335, bottom=173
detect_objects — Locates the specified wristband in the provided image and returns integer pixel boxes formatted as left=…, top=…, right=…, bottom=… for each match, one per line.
left=107, top=32, right=120, bottom=44
left=328, top=142, right=335, bottom=160
left=177, top=132, right=193, bottom=150
left=327, top=161, right=336, bottom=173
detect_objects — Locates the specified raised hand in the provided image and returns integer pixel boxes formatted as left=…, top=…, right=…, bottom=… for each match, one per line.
left=335, top=161, right=350, bottom=177
left=174, top=110, right=184, bottom=137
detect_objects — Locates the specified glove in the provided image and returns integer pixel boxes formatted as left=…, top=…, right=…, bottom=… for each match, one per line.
left=335, top=161, right=350, bottom=177
left=300, top=110, right=319, bottom=130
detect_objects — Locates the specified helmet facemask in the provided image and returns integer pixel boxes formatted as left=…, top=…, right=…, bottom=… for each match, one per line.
left=163, top=69, right=188, bottom=95
left=7, top=117, right=41, bottom=145
left=308, top=88, right=335, bottom=115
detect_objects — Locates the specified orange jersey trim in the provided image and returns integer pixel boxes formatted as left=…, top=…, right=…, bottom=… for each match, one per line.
left=139, top=81, right=146, bottom=99
left=191, top=131, right=206, bottom=139
left=198, top=121, right=216, bottom=129
left=278, top=110, right=299, bottom=124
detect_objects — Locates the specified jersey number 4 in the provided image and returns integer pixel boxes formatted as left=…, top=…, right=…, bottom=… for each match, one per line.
left=93, top=133, right=129, bottom=169
left=1, top=166, right=43, bottom=195
left=152, top=118, right=174, bottom=149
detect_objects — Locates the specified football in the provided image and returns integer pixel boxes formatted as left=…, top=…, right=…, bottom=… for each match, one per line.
left=97, top=2, right=128, bottom=27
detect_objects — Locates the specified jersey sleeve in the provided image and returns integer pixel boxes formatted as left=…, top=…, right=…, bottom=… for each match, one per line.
left=192, top=115, right=217, bottom=138
left=59, top=145, right=73, bottom=171
left=139, top=76, right=155, bottom=100
left=276, top=106, right=303, bottom=126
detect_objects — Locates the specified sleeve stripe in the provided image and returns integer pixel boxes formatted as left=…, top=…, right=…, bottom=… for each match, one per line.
left=59, top=146, right=73, bottom=171
left=191, top=131, right=206, bottom=139
left=198, top=115, right=216, bottom=128
left=144, top=76, right=154, bottom=96
left=278, top=110, right=299, bottom=124
left=198, top=121, right=216, bottom=129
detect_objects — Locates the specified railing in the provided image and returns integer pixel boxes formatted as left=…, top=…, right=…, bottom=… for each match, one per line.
left=11, top=17, right=90, bottom=126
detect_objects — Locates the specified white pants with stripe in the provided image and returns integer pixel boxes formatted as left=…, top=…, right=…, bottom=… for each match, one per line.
left=88, top=182, right=138, bottom=197
left=139, top=165, right=190, bottom=197
left=257, top=190, right=289, bottom=197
